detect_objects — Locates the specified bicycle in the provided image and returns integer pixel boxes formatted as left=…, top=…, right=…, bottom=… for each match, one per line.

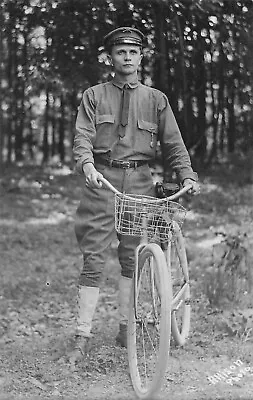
left=100, top=177, right=192, bottom=399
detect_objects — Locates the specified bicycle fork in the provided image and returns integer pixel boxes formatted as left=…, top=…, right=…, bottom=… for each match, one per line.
left=133, top=242, right=161, bottom=326
left=164, top=225, right=190, bottom=313
left=134, top=243, right=146, bottom=321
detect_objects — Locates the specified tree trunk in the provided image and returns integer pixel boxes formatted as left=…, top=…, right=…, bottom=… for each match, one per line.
left=13, top=30, right=23, bottom=162
left=227, top=78, right=235, bottom=153
left=58, top=94, right=65, bottom=163
left=154, top=2, right=168, bottom=95
left=27, top=106, right=34, bottom=160
left=51, top=96, right=56, bottom=157
left=0, top=1, right=4, bottom=168
left=6, top=18, right=14, bottom=163
left=42, top=86, right=50, bottom=163
left=175, top=13, right=189, bottom=144
left=70, top=88, right=77, bottom=164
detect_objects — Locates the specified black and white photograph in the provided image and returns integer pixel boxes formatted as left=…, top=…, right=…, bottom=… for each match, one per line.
left=0, top=0, right=252, bottom=399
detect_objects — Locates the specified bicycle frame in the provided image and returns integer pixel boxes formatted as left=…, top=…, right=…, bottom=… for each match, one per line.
left=164, top=223, right=190, bottom=312
left=99, top=176, right=192, bottom=398
left=99, top=176, right=192, bottom=322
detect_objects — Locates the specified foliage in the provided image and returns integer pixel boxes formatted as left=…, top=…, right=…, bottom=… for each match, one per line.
left=0, top=0, right=253, bottom=166
left=220, top=309, right=253, bottom=341
left=203, top=230, right=252, bottom=308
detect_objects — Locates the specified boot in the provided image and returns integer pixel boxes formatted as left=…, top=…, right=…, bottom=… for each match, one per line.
left=68, top=335, right=90, bottom=365
left=68, top=285, right=99, bottom=363
left=116, top=276, right=132, bottom=347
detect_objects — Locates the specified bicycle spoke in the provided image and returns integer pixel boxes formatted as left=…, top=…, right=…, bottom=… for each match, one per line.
left=172, top=282, right=189, bottom=309
left=170, top=231, right=191, bottom=345
left=171, top=245, right=185, bottom=329
left=134, top=258, right=163, bottom=386
left=128, top=244, right=171, bottom=399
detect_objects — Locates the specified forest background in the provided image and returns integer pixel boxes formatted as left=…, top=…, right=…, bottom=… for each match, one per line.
left=0, top=0, right=253, bottom=168
left=0, top=1, right=253, bottom=399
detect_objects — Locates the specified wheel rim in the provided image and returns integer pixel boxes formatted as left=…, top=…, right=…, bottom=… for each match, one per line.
left=131, top=255, right=165, bottom=394
left=171, top=241, right=190, bottom=344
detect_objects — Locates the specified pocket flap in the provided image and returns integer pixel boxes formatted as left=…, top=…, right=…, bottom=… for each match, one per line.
left=138, top=120, right=158, bottom=133
left=96, top=114, right=115, bottom=124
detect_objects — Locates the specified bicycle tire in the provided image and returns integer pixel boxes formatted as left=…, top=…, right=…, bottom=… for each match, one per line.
left=170, top=225, right=191, bottom=346
left=127, top=243, right=172, bottom=399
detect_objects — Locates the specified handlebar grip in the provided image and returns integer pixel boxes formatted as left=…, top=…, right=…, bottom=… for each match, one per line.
left=166, top=184, right=192, bottom=200
left=99, top=177, right=121, bottom=194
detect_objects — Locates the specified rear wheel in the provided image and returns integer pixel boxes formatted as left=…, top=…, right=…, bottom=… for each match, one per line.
left=127, top=243, right=172, bottom=399
left=170, top=224, right=191, bottom=346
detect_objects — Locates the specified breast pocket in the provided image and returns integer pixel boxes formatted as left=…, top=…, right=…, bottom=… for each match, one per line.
left=135, top=120, right=158, bottom=155
left=95, top=114, right=115, bottom=149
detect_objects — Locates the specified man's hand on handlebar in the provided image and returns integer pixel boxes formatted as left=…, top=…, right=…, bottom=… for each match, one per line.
left=82, top=162, right=104, bottom=189
left=182, top=178, right=200, bottom=195
left=183, top=178, right=200, bottom=195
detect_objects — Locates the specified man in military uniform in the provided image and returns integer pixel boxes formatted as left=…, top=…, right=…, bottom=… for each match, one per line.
left=71, top=27, right=199, bottom=361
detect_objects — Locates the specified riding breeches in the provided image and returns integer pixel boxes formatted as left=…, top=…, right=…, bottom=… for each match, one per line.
left=75, top=163, right=155, bottom=287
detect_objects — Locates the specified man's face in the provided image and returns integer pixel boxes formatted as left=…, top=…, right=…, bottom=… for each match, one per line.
left=109, top=44, right=143, bottom=76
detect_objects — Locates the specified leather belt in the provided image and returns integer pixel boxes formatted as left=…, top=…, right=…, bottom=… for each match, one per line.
left=94, top=155, right=148, bottom=169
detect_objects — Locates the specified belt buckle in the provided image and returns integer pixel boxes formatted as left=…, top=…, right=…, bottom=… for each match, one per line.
left=124, top=161, right=131, bottom=169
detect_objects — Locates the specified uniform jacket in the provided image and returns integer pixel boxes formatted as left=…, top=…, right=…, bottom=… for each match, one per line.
left=73, top=76, right=198, bottom=183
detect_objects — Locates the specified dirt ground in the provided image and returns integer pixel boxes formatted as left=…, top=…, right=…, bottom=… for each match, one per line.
left=0, top=163, right=253, bottom=400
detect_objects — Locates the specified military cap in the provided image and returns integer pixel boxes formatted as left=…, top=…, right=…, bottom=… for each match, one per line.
left=104, top=27, right=144, bottom=49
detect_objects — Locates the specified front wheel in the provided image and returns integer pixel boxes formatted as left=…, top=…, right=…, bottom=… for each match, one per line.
left=170, top=224, right=191, bottom=346
left=127, top=243, right=172, bottom=399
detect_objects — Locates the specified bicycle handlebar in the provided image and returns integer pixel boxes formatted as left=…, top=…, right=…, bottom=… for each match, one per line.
left=99, top=177, right=192, bottom=201
left=99, top=177, right=121, bottom=195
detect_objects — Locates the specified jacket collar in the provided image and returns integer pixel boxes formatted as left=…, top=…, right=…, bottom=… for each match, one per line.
left=111, top=75, right=139, bottom=89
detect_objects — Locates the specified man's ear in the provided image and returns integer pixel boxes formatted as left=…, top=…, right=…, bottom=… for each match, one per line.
left=107, top=54, right=113, bottom=65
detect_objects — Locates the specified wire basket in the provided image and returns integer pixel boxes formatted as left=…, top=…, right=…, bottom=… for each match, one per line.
left=114, top=193, right=187, bottom=243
